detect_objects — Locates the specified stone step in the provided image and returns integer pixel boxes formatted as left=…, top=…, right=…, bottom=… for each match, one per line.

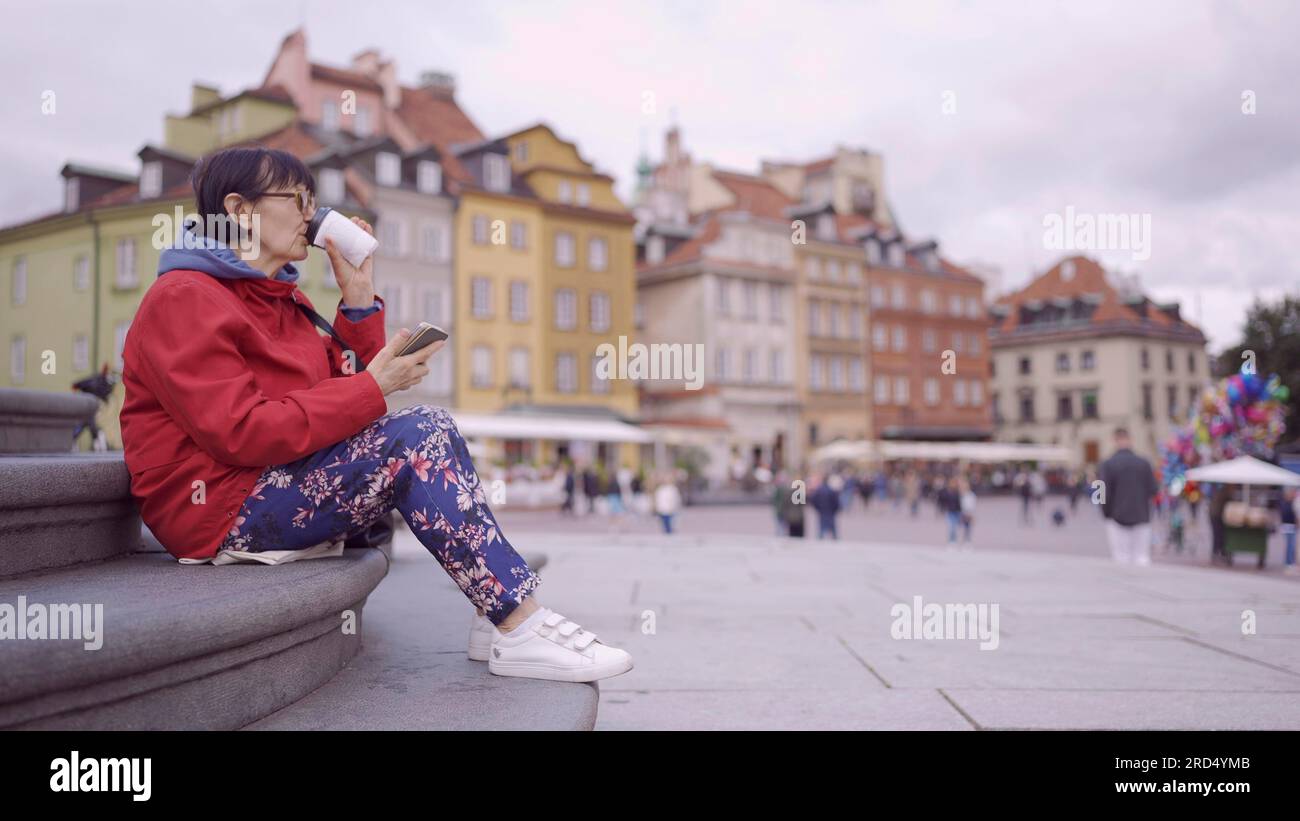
left=0, top=542, right=391, bottom=729
left=0, top=454, right=143, bottom=578
left=0, top=387, right=98, bottom=454
left=245, top=547, right=600, bottom=730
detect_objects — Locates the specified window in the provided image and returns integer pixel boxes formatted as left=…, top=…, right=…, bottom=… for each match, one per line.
left=1018, top=356, right=1032, bottom=375
left=417, top=161, right=442, bottom=194
left=848, top=358, right=865, bottom=392
left=1080, top=350, right=1095, bottom=371
left=716, top=277, right=731, bottom=316
left=888, top=242, right=905, bottom=267
left=554, top=231, right=576, bottom=267
left=826, top=259, right=842, bottom=282
left=576, top=183, right=590, bottom=206
left=922, top=328, right=936, bottom=353
left=590, top=353, right=610, bottom=394
left=114, top=239, right=137, bottom=288
left=422, top=287, right=445, bottom=324
left=114, top=320, right=130, bottom=370
left=471, top=345, right=493, bottom=388
left=321, top=100, right=339, bottom=130
left=970, top=333, right=982, bottom=355
left=1167, top=384, right=1178, bottom=420
left=770, top=349, right=785, bottom=383
left=894, top=376, right=910, bottom=405
left=954, top=380, right=968, bottom=407
left=554, top=288, right=577, bottom=330
left=140, top=162, right=162, bottom=198
left=1055, top=352, right=1070, bottom=373
left=471, top=276, right=492, bottom=318
left=872, top=324, right=888, bottom=351
left=891, top=283, right=906, bottom=309
left=420, top=223, right=446, bottom=262
left=870, top=285, right=887, bottom=308
left=509, top=281, right=529, bottom=322
left=715, top=347, right=731, bottom=382
left=557, top=180, right=572, bottom=203
left=484, top=154, right=510, bottom=192
left=64, top=177, right=79, bottom=212
left=509, top=347, right=531, bottom=389
left=829, top=357, right=845, bottom=391
left=318, top=168, right=345, bottom=203
left=513, top=141, right=529, bottom=163
left=742, top=280, right=758, bottom=320
left=874, top=375, right=890, bottom=404
left=949, top=294, right=963, bottom=316
left=809, top=354, right=824, bottom=390
left=1140, top=347, right=1150, bottom=371
left=829, top=305, right=842, bottom=338
left=806, top=257, right=821, bottom=280
left=1019, top=390, right=1035, bottom=422
left=966, top=296, right=981, bottom=318
left=73, top=333, right=89, bottom=372
left=970, top=380, right=984, bottom=405
left=472, top=214, right=489, bottom=245
left=808, top=299, right=822, bottom=336
left=10, top=335, right=25, bottom=383
left=1188, top=385, right=1199, bottom=413
left=354, top=105, right=371, bottom=136
left=379, top=218, right=407, bottom=256
left=849, top=306, right=863, bottom=339
left=1082, top=390, right=1099, bottom=419
left=845, top=262, right=862, bottom=283
left=379, top=283, right=405, bottom=323
left=892, top=325, right=906, bottom=352
left=1187, top=351, right=1197, bottom=374
left=865, top=239, right=882, bottom=267
left=743, top=348, right=758, bottom=384
left=924, top=378, right=939, bottom=406
left=769, top=283, right=784, bottom=322
left=1166, top=349, right=1175, bottom=373
left=588, top=236, right=608, bottom=271
left=589, top=291, right=610, bottom=332
left=646, top=236, right=665, bottom=265
left=1056, top=393, right=1073, bottom=420
left=11, top=257, right=27, bottom=305
left=510, top=220, right=527, bottom=250
left=952, top=332, right=964, bottom=355
left=920, top=290, right=937, bottom=314
left=1142, top=383, right=1153, bottom=420
left=376, top=152, right=401, bottom=187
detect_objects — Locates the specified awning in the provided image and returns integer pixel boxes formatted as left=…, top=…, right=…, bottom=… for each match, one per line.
left=1185, top=455, right=1300, bottom=487
left=452, top=411, right=655, bottom=444
left=810, top=439, right=1075, bottom=465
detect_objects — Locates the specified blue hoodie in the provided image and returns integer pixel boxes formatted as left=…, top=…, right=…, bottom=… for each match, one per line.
left=157, top=223, right=380, bottom=319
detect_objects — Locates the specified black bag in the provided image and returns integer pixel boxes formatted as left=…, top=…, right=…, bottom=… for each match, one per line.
left=295, top=301, right=394, bottom=550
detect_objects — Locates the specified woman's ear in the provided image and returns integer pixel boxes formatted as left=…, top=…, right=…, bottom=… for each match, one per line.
left=222, top=193, right=255, bottom=246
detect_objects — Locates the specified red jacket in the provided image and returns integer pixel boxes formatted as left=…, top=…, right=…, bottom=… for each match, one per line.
left=120, top=270, right=389, bottom=561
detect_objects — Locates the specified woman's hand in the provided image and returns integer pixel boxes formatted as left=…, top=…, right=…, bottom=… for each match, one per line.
left=365, top=329, right=445, bottom=396
left=324, top=216, right=377, bottom=309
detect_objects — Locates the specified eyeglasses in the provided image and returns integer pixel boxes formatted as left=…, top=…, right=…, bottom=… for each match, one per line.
left=257, top=190, right=316, bottom=215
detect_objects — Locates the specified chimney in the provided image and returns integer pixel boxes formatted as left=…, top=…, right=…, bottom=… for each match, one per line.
left=352, top=49, right=381, bottom=74
left=352, top=50, right=401, bottom=109
left=419, top=70, right=456, bottom=99
left=191, top=83, right=221, bottom=112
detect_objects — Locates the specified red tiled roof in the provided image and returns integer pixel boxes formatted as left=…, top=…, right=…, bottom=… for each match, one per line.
left=395, top=85, right=485, bottom=184
left=310, top=63, right=383, bottom=92
left=711, top=170, right=795, bottom=221
left=993, top=255, right=1203, bottom=337
left=250, top=120, right=328, bottom=158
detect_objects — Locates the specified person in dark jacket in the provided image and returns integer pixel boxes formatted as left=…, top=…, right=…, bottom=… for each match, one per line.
left=1098, top=427, right=1158, bottom=565
left=810, top=474, right=842, bottom=540
left=1208, top=483, right=1233, bottom=564
left=937, top=477, right=964, bottom=543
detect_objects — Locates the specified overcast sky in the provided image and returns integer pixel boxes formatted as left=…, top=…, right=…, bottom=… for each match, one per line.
left=4, top=0, right=1297, bottom=352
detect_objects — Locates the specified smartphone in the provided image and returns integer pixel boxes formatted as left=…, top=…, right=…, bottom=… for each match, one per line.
left=395, top=322, right=449, bottom=356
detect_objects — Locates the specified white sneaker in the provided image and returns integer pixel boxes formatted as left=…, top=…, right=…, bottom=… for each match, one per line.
left=467, top=612, right=494, bottom=662
left=488, top=608, right=633, bottom=683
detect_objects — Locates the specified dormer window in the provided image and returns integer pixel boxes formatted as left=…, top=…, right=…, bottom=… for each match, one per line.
left=321, top=100, right=339, bottom=130
left=376, top=152, right=401, bottom=187
left=514, top=141, right=529, bottom=163
left=354, top=105, right=371, bottom=136
left=923, top=250, right=940, bottom=273
left=576, top=183, right=590, bottom=206
left=484, top=153, right=510, bottom=193
left=140, top=161, right=162, bottom=198
left=416, top=160, right=442, bottom=194
left=557, top=180, right=573, bottom=203
left=319, top=168, right=345, bottom=203
left=647, top=236, right=665, bottom=265
left=887, top=242, right=905, bottom=268
left=64, top=177, right=80, bottom=213
left=816, top=214, right=835, bottom=241
left=864, top=237, right=881, bottom=266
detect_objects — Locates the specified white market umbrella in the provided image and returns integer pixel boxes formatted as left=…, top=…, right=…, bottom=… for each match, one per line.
left=1184, top=455, right=1300, bottom=506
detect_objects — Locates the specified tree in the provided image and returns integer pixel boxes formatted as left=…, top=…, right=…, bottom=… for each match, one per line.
left=1217, top=295, right=1300, bottom=445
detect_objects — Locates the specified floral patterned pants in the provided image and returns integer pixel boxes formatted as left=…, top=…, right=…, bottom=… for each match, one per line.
left=218, top=404, right=541, bottom=625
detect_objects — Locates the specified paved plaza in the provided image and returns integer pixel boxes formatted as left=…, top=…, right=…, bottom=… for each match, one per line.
left=423, top=496, right=1300, bottom=730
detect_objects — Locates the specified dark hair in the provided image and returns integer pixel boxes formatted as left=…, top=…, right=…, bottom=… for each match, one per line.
left=1114, top=427, right=1130, bottom=438
left=190, top=146, right=315, bottom=235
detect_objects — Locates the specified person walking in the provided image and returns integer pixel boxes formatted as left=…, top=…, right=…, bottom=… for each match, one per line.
left=904, top=470, right=921, bottom=518
left=959, top=476, right=977, bottom=544
left=1279, top=487, right=1298, bottom=575
left=937, top=477, right=963, bottom=544
left=1098, top=427, right=1158, bottom=566
left=653, top=473, right=682, bottom=534
left=810, top=473, right=842, bottom=540
left=778, top=480, right=807, bottom=538
left=1208, top=483, right=1232, bottom=564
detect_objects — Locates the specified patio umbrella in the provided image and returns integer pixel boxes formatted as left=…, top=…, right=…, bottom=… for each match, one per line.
left=1184, top=455, right=1300, bottom=505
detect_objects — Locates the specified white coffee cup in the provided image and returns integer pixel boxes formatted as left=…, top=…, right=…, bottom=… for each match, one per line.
left=306, top=207, right=379, bottom=268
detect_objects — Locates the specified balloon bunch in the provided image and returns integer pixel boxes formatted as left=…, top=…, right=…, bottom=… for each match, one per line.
left=1158, top=371, right=1289, bottom=499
